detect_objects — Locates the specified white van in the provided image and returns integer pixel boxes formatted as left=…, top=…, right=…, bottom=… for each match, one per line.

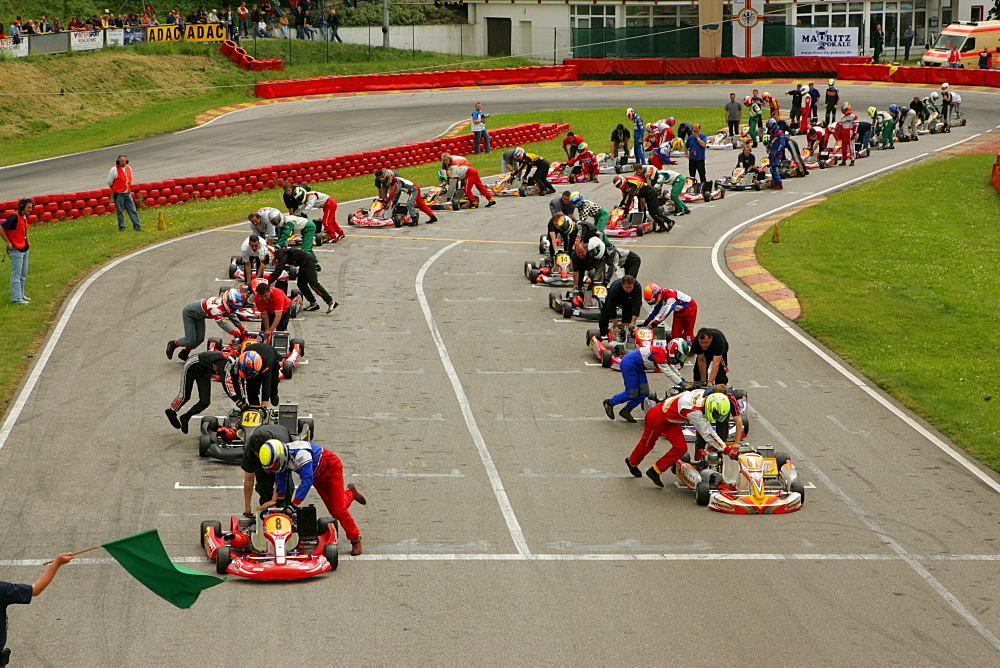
left=921, top=20, right=1000, bottom=68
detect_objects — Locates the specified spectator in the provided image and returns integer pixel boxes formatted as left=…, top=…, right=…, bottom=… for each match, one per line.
left=902, top=24, right=915, bottom=61
left=277, top=12, right=289, bottom=38
left=186, top=9, right=201, bottom=24
left=207, top=9, right=220, bottom=23
left=142, top=5, right=154, bottom=23
left=0, top=21, right=6, bottom=37
left=948, top=45, right=961, bottom=68
left=250, top=3, right=261, bottom=27
left=326, top=7, right=342, bottom=42
left=302, top=10, right=316, bottom=39
left=255, top=18, right=268, bottom=36
left=873, top=23, right=884, bottom=62
left=294, top=5, right=305, bottom=38
left=220, top=6, right=233, bottom=36
left=237, top=2, right=249, bottom=36
left=8, top=19, right=20, bottom=40
left=68, top=16, right=81, bottom=30
left=610, top=123, right=631, bottom=161
left=107, top=155, right=142, bottom=232
left=471, top=102, right=491, bottom=154
left=808, top=82, right=820, bottom=123
left=979, top=47, right=993, bottom=70
left=685, top=123, right=708, bottom=184
left=2, top=553, right=75, bottom=662
left=38, top=16, right=52, bottom=33
left=1, top=198, right=33, bottom=305
left=724, top=93, right=742, bottom=137
left=52, top=18, right=62, bottom=32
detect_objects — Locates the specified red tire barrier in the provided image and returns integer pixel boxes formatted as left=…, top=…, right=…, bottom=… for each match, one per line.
left=838, top=63, right=990, bottom=87
left=993, top=154, right=1000, bottom=195
left=565, top=57, right=872, bottom=78
left=219, top=40, right=237, bottom=56
left=230, top=47, right=247, bottom=64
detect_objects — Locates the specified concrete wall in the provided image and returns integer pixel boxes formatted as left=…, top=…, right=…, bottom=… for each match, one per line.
left=333, top=24, right=485, bottom=57
left=468, top=4, right=572, bottom=62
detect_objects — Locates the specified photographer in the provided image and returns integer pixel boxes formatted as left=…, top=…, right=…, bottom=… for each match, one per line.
left=471, top=102, right=491, bottom=154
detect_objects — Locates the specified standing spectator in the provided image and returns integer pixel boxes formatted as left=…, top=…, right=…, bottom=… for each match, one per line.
left=326, top=7, right=342, bottom=42
left=106, top=155, right=142, bottom=232
left=902, top=24, right=915, bottom=61
left=873, top=23, right=884, bottom=62
left=979, top=47, right=993, bottom=70
left=724, top=93, right=742, bottom=137
left=38, top=16, right=52, bottom=33
left=68, top=16, right=81, bottom=29
left=808, top=82, right=820, bottom=123
left=8, top=19, right=20, bottom=40
left=610, top=123, right=631, bottom=161
left=250, top=3, right=261, bottom=29
left=2, top=553, right=75, bottom=662
left=237, top=1, right=249, bottom=36
left=220, top=6, right=233, bottom=36
left=684, top=123, right=708, bottom=184
left=278, top=12, right=289, bottom=38
left=1, top=198, right=32, bottom=305
left=471, top=102, right=491, bottom=154
left=948, top=44, right=961, bottom=68
left=785, top=85, right=803, bottom=126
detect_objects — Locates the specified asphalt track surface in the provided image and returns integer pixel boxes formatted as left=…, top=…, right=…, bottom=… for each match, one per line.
left=2, top=84, right=1000, bottom=665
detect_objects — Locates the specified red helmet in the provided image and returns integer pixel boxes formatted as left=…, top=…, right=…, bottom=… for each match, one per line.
left=642, top=283, right=662, bottom=304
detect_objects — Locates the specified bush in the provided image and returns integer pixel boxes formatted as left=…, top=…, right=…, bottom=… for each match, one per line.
left=340, top=2, right=464, bottom=27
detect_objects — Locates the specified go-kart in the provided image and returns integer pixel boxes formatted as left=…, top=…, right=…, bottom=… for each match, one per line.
left=585, top=324, right=668, bottom=369
left=524, top=251, right=575, bottom=286
left=197, top=403, right=314, bottom=463
left=639, top=381, right=749, bottom=443
left=674, top=442, right=804, bottom=514
left=227, top=256, right=296, bottom=282
left=549, top=283, right=613, bottom=321
left=605, top=202, right=651, bottom=237
left=550, top=161, right=597, bottom=184
left=424, top=181, right=479, bottom=211
left=679, top=178, right=726, bottom=203
left=207, top=330, right=306, bottom=381
left=719, top=165, right=772, bottom=191
left=597, top=152, right=633, bottom=174
left=777, top=158, right=816, bottom=179
left=201, top=504, right=339, bottom=579
left=706, top=129, right=741, bottom=150
left=347, top=198, right=419, bottom=228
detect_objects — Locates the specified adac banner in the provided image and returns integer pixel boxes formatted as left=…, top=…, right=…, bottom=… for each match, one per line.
left=70, top=29, right=104, bottom=51
left=147, top=23, right=227, bottom=42
left=794, top=27, right=859, bottom=57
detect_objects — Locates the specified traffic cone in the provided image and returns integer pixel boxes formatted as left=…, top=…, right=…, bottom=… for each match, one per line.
left=157, top=211, right=166, bottom=231
left=771, top=224, right=781, bottom=244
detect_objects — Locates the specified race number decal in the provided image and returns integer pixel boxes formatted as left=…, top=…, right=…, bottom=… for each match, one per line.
left=241, top=410, right=262, bottom=427
left=556, top=253, right=571, bottom=264
left=593, top=285, right=608, bottom=297
left=264, top=514, right=292, bottom=534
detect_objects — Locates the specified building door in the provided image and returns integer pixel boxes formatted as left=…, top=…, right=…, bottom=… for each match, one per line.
left=520, top=21, right=532, bottom=57
left=486, top=17, right=512, bottom=56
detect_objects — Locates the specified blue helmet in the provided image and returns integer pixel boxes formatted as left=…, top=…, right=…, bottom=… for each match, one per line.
left=888, top=104, right=898, bottom=114
left=569, top=191, right=583, bottom=207
left=223, top=287, right=243, bottom=311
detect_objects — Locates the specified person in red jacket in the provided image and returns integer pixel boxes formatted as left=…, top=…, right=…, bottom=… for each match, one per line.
left=252, top=280, right=291, bottom=338
left=106, top=155, right=142, bottom=232
left=562, top=131, right=585, bottom=159
left=1, top=198, right=32, bottom=305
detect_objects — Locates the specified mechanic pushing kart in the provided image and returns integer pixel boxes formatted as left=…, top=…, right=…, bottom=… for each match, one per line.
left=602, top=337, right=686, bottom=423
left=375, top=168, right=438, bottom=225
left=283, top=182, right=345, bottom=243
left=511, top=147, right=556, bottom=196
left=248, top=206, right=282, bottom=241
left=448, top=162, right=496, bottom=209
left=614, top=174, right=673, bottom=233
left=272, top=247, right=337, bottom=314
left=275, top=213, right=319, bottom=260
left=166, top=288, right=247, bottom=362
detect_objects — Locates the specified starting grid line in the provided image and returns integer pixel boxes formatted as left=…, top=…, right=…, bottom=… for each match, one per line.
left=4, top=553, right=1000, bottom=567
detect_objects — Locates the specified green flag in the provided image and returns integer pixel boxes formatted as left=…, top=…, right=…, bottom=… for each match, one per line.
left=102, top=529, right=226, bottom=609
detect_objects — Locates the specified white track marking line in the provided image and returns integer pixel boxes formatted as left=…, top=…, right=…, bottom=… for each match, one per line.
left=174, top=483, right=242, bottom=490
left=751, top=409, right=1000, bottom=652
left=415, top=240, right=530, bottom=557
left=710, top=147, right=1000, bottom=495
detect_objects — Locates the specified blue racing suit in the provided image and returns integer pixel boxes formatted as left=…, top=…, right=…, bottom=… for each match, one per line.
left=767, top=130, right=786, bottom=186
left=274, top=440, right=324, bottom=504
left=609, top=347, right=684, bottom=411
left=632, top=113, right=646, bottom=165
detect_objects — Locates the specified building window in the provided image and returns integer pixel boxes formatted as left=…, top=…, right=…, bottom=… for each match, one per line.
left=570, top=5, right=616, bottom=30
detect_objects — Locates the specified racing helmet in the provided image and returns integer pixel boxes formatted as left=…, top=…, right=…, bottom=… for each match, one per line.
left=666, top=117, right=676, bottom=126
left=743, top=96, right=751, bottom=106
left=259, top=439, right=288, bottom=474
left=513, top=147, right=525, bottom=160
left=436, top=169, right=448, bottom=184
left=626, top=107, right=637, bottom=120
left=238, top=350, right=264, bottom=379
left=569, top=191, right=583, bottom=207
left=828, top=78, right=835, bottom=87
left=553, top=215, right=576, bottom=235
left=649, top=346, right=668, bottom=366
left=642, top=283, right=662, bottom=304
left=579, top=201, right=601, bottom=219
left=667, top=337, right=691, bottom=366
left=703, top=393, right=732, bottom=423
left=576, top=142, right=589, bottom=152
left=800, top=85, right=808, bottom=95
left=612, top=175, right=626, bottom=189
left=930, top=91, right=940, bottom=102
left=250, top=278, right=268, bottom=293
left=587, top=237, right=606, bottom=259
left=762, top=92, right=771, bottom=101
left=223, top=287, right=243, bottom=311
left=645, top=123, right=655, bottom=132
left=765, top=118, right=777, bottom=132
left=840, top=101, right=851, bottom=113
left=888, top=104, right=898, bottom=114
left=941, top=82, right=950, bottom=91
left=867, top=106, right=877, bottom=117
left=374, top=168, right=391, bottom=183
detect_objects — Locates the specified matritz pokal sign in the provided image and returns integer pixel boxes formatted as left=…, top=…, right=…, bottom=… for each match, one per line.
left=794, top=27, right=859, bottom=56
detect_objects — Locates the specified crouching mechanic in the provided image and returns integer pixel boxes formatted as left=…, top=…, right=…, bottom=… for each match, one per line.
left=223, top=344, right=281, bottom=409
left=374, top=169, right=438, bottom=224
left=165, top=350, right=229, bottom=434
left=252, top=280, right=290, bottom=340
left=640, top=284, right=698, bottom=340
left=282, top=182, right=344, bottom=242
left=614, top=174, right=673, bottom=232
left=448, top=162, right=496, bottom=208
left=573, top=236, right=641, bottom=289
left=275, top=214, right=318, bottom=261
left=166, top=288, right=246, bottom=361
left=242, top=424, right=291, bottom=516
left=603, top=344, right=684, bottom=424
left=239, top=234, right=270, bottom=287
left=272, top=246, right=336, bottom=314
left=626, top=389, right=737, bottom=488
left=258, top=439, right=367, bottom=556
left=599, top=274, right=642, bottom=339
left=248, top=207, right=282, bottom=240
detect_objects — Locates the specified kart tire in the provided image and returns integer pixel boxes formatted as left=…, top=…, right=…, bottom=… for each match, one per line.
left=347, top=212, right=356, bottom=226
left=207, top=337, right=222, bottom=351
left=287, top=266, right=298, bottom=280
left=451, top=198, right=461, bottom=211
left=297, top=418, right=315, bottom=441
left=538, top=238, right=547, bottom=254
left=635, top=223, right=644, bottom=237
left=647, top=390, right=659, bottom=404
left=324, top=541, right=339, bottom=571
left=228, top=262, right=239, bottom=279
left=562, top=302, right=573, bottom=319
left=290, top=338, right=305, bottom=356
left=314, top=233, right=323, bottom=247
left=200, top=520, right=222, bottom=548
left=282, top=359, right=294, bottom=380
left=215, top=546, right=232, bottom=574
left=318, top=516, right=339, bottom=537
left=601, top=348, right=613, bottom=368
left=695, top=481, right=711, bottom=506
left=528, top=268, right=540, bottom=283
left=518, top=186, right=527, bottom=198
left=201, top=415, right=219, bottom=434
left=717, top=185, right=725, bottom=199
left=393, top=216, right=403, bottom=228
left=290, top=288, right=301, bottom=300
left=775, top=452, right=789, bottom=470
left=524, top=261, right=533, bottom=277
left=753, top=177, right=761, bottom=191
left=585, top=328, right=600, bottom=346
left=791, top=480, right=805, bottom=501
left=548, top=292, right=560, bottom=310
left=198, top=433, right=212, bottom=458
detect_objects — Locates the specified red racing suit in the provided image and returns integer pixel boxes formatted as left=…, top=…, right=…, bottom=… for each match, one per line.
left=837, top=112, right=859, bottom=163
left=799, top=96, right=812, bottom=134
left=449, top=164, right=493, bottom=203
left=627, top=389, right=730, bottom=474
left=566, top=149, right=599, bottom=180
left=640, top=289, right=698, bottom=340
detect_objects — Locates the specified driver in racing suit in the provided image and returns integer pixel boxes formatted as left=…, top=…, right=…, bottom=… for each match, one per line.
left=374, top=169, right=438, bottom=224
left=625, top=388, right=740, bottom=488
left=222, top=343, right=281, bottom=408
left=615, top=174, right=673, bottom=233
left=898, top=103, right=918, bottom=141
left=640, top=284, right=698, bottom=341
left=547, top=214, right=578, bottom=260
left=603, top=344, right=685, bottom=424
left=626, top=108, right=646, bottom=165
left=248, top=207, right=281, bottom=239
left=275, top=214, right=318, bottom=260
left=870, top=106, right=895, bottom=150
left=258, top=439, right=367, bottom=556
left=766, top=121, right=786, bottom=189
left=513, top=150, right=555, bottom=196
left=657, top=168, right=689, bottom=216
left=165, top=350, right=229, bottom=434
left=283, top=183, right=345, bottom=243
left=576, top=200, right=610, bottom=235
left=167, top=288, right=247, bottom=362
left=448, top=163, right=496, bottom=208
left=837, top=103, right=859, bottom=166
left=564, top=142, right=599, bottom=183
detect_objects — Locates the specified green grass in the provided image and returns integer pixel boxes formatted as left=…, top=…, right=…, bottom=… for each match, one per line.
left=756, top=152, right=1000, bottom=470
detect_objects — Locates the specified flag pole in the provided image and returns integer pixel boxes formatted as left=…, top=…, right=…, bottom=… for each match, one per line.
left=43, top=545, right=102, bottom=564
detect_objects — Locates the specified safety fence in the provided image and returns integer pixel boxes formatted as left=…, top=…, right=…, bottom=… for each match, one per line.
left=0, top=122, right=569, bottom=225
left=837, top=63, right=1000, bottom=87
left=254, top=64, right=577, bottom=98
left=565, top=57, right=872, bottom=79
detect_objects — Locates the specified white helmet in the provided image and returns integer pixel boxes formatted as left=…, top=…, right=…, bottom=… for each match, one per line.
left=930, top=91, right=940, bottom=102
left=626, top=108, right=637, bottom=121
left=941, top=82, right=950, bottom=91
left=587, top=237, right=606, bottom=260
left=513, top=147, right=525, bottom=160
left=800, top=85, right=808, bottom=95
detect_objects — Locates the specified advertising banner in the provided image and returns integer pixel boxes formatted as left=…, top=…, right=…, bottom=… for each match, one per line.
left=147, top=25, right=184, bottom=42
left=106, top=28, right=125, bottom=47
left=184, top=24, right=228, bottom=41
left=794, top=27, right=859, bottom=57
left=70, top=29, right=104, bottom=51
left=0, top=36, right=29, bottom=57
left=124, top=27, right=146, bottom=45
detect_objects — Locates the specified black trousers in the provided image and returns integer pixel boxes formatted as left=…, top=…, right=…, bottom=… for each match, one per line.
left=727, top=121, right=740, bottom=136
left=261, top=310, right=291, bottom=332
left=171, top=366, right=213, bottom=420
left=532, top=160, right=552, bottom=193
left=297, top=264, right=331, bottom=305
left=688, top=159, right=707, bottom=183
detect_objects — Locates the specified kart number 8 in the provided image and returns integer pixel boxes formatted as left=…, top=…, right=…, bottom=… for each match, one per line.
left=264, top=515, right=289, bottom=533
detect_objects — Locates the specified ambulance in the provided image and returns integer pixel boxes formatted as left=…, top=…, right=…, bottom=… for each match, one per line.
left=921, top=20, right=1000, bottom=68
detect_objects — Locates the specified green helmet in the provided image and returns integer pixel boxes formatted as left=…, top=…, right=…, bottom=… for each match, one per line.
left=703, top=393, right=732, bottom=423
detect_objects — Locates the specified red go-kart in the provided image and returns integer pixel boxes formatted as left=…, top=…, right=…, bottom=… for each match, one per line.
left=347, top=198, right=418, bottom=228
left=585, top=325, right=668, bottom=369
left=201, top=505, right=338, bottom=579
left=206, top=330, right=306, bottom=380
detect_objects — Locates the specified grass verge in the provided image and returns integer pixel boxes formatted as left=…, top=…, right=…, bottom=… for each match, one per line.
left=756, top=152, right=1000, bottom=470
